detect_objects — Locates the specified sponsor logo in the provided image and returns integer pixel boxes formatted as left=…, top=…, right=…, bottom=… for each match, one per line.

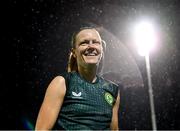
left=72, top=91, right=82, bottom=97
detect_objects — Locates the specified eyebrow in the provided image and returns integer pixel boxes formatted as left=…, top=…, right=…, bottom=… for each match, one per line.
left=80, top=39, right=100, bottom=43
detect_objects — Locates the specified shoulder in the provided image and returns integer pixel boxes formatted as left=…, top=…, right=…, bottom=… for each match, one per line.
left=99, top=76, right=120, bottom=98
left=100, top=76, right=119, bottom=88
left=50, top=76, right=66, bottom=86
left=53, top=71, right=77, bottom=89
left=57, top=71, right=76, bottom=81
left=46, top=75, right=67, bottom=96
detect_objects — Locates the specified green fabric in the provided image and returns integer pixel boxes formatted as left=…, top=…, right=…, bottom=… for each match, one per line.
left=54, top=71, right=119, bottom=130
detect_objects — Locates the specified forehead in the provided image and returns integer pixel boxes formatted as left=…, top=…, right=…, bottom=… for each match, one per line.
left=76, top=29, right=101, bottom=41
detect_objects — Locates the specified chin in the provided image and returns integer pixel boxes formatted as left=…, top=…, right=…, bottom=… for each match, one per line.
left=85, top=61, right=98, bottom=65
left=82, top=56, right=101, bottom=66
left=83, top=60, right=99, bottom=65
left=84, top=58, right=99, bottom=63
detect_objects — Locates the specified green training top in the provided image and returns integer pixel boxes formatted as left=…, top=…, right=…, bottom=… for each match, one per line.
left=53, top=71, right=119, bottom=130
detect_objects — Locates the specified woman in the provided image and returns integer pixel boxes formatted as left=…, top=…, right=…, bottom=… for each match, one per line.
left=35, top=27, right=120, bottom=130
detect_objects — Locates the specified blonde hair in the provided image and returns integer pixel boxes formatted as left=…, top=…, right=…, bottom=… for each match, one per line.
left=67, top=51, right=78, bottom=72
left=67, top=27, right=106, bottom=73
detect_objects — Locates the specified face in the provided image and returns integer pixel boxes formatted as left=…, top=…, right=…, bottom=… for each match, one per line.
left=73, top=29, right=103, bottom=67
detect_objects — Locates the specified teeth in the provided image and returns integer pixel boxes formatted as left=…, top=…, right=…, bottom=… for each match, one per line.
left=85, top=53, right=96, bottom=56
left=84, top=50, right=98, bottom=56
left=88, top=54, right=95, bottom=56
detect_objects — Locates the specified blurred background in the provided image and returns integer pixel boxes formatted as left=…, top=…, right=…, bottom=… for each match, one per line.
left=1, top=0, right=180, bottom=130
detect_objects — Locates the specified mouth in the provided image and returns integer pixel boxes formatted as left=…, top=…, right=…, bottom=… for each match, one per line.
left=80, top=48, right=101, bottom=64
left=83, top=52, right=98, bottom=56
left=83, top=50, right=99, bottom=56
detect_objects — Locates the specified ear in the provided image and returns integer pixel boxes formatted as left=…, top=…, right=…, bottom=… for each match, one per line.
left=71, top=48, right=76, bottom=58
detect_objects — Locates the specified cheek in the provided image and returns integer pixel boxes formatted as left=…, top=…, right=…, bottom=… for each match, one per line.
left=75, top=48, right=84, bottom=58
left=98, top=46, right=103, bottom=54
left=77, top=46, right=87, bottom=54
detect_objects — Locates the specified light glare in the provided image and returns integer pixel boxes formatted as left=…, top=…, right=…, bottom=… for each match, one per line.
left=134, top=21, right=157, bottom=56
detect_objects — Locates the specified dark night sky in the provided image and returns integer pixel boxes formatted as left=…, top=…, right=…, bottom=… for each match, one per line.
left=1, top=0, right=180, bottom=130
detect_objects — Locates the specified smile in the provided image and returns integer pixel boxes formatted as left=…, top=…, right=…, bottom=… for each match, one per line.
left=83, top=49, right=98, bottom=56
left=84, top=53, right=98, bottom=56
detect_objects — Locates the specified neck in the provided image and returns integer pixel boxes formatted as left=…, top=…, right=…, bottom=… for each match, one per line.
left=78, top=65, right=97, bottom=83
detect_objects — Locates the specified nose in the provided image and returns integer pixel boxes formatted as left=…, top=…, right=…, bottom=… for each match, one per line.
left=88, top=40, right=95, bottom=47
left=86, top=41, right=96, bottom=52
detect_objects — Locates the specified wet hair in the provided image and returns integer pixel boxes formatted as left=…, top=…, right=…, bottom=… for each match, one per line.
left=67, top=27, right=106, bottom=74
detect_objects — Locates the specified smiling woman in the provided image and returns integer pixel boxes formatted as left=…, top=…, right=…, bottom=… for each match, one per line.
left=68, top=27, right=106, bottom=74
left=35, top=27, right=120, bottom=130
left=69, top=28, right=103, bottom=78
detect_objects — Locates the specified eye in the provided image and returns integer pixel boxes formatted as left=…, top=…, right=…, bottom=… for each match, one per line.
left=79, top=41, right=88, bottom=46
left=93, top=40, right=101, bottom=45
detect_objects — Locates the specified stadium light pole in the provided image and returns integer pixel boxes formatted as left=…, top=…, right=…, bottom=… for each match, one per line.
left=133, top=20, right=157, bottom=131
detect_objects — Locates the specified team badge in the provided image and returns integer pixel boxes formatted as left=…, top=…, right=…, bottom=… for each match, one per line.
left=105, top=92, right=114, bottom=106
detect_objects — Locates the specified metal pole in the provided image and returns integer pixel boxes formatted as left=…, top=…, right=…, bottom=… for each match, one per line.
left=145, top=54, right=157, bottom=131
